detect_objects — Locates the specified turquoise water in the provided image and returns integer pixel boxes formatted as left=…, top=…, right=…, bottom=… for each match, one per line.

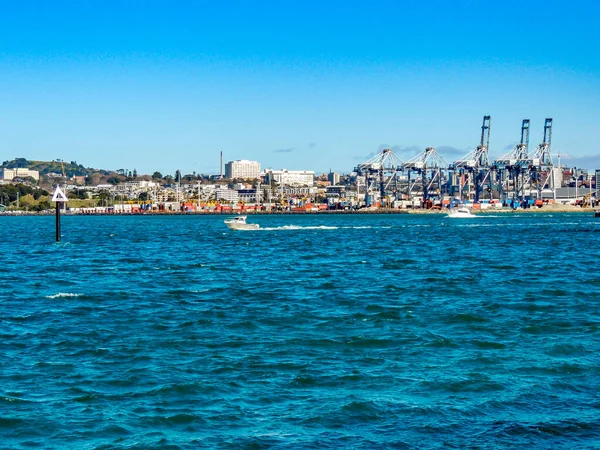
left=1, top=213, right=599, bottom=449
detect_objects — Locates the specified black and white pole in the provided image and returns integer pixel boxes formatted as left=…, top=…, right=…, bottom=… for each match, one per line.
left=55, top=200, right=61, bottom=241
left=51, top=186, right=68, bottom=242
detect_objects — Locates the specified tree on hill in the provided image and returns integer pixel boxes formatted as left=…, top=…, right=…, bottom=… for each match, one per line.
left=86, top=172, right=102, bottom=186
left=152, top=171, right=163, bottom=179
left=2, top=158, right=30, bottom=168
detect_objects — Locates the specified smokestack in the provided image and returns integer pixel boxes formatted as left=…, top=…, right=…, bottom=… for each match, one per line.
left=220, top=151, right=223, bottom=178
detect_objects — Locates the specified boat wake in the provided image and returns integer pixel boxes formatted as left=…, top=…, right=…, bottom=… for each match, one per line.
left=261, top=225, right=338, bottom=231
left=260, top=225, right=392, bottom=231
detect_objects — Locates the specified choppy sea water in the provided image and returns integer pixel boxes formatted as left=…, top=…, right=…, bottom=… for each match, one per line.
left=1, top=213, right=599, bottom=449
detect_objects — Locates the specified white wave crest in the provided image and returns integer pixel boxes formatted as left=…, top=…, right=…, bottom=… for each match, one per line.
left=46, top=293, right=83, bottom=299
left=344, top=226, right=392, bottom=229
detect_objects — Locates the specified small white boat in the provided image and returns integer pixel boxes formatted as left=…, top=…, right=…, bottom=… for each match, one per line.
left=447, top=206, right=475, bottom=219
left=224, top=215, right=260, bottom=230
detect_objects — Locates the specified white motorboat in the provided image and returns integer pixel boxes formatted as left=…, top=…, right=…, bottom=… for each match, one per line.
left=447, top=206, right=475, bottom=219
left=224, top=215, right=260, bottom=230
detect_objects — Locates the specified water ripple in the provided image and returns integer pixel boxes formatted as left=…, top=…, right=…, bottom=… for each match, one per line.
left=1, top=213, right=599, bottom=448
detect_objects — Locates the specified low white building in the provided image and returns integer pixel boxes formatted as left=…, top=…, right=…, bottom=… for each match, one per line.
left=279, top=186, right=318, bottom=196
left=265, top=169, right=315, bottom=187
left=225, top=160, right=261, bottom=179
left=1, top=168, right=40, bottom=181
left=215, top=187, right=239, bottom=202
left=126, top=180, right=158, bottom=189
left=155, top=188, right=180, bottom=203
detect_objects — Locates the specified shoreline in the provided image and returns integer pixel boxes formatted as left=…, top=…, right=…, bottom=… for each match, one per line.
left=0, top=205, right=596, bottom=216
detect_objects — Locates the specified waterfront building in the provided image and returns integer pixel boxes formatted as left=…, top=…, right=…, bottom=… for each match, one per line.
left=94, top=184, right=113, bottom=191
left=265, top=169, right=315, bottom=187
left=196, top=185, right=217, bottom=202
left=155, top=188, right=177, bottom=203
left=237, top=188, right=259, bottom=203
left=551, top=167, right=563, bottom=189
left=326, top=185, right=346, bottom=197
left=541, top=187, right=584, bottom=204
left=279, top=186, right=318, bottom=196
left=1, top=168, right=40, bottom=182
left=124, top=180, right=158, bottom=189
left=225, top=160, right=261, bottom=179
left=215, top=187, right=239, bottom=203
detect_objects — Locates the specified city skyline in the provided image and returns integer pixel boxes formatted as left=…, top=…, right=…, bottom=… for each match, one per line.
left=1, top=1, right=599, bottom=175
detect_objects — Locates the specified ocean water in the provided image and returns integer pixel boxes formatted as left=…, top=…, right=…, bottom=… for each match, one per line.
left=1, top=213, right=599, bottom=449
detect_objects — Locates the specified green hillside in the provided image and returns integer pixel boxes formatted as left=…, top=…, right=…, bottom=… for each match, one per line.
left=0, top=158, right=112, bottom=177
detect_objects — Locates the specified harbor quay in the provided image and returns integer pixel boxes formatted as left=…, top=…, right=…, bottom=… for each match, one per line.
left=0, top=203, right=593, bottom=216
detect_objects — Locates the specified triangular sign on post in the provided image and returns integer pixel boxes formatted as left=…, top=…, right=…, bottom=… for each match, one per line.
left=51, top=186, right=69, bottom=203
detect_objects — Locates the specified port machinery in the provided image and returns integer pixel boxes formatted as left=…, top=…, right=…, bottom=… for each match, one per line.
left=353, top=116, right=557, bottom=208
left=354, top=148, right=404, bottom=207
left=529, top=118, right=555, bottom=200
left=450, top=115, right=492, bottom=203
left=448, top=116, right=557, bottom=205
left=495, top=118, right=555, bottom=204
left=402, top=146, right=449, bottom=206
left=495, top=119, right=532, bottom=204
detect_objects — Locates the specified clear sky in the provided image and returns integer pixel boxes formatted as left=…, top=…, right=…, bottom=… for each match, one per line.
left=1, top=0, right=599, bottom=176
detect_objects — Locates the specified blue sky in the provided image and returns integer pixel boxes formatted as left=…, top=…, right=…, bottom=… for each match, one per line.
left=1, top=0, right=599, bottom=176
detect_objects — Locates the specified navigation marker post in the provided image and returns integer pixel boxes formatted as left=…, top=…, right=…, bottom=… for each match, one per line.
left=51, top=186, right=68, bottom=242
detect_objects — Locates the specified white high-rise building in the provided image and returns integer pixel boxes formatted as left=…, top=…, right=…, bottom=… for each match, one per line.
left=225, top=160, right=261, bottom=179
